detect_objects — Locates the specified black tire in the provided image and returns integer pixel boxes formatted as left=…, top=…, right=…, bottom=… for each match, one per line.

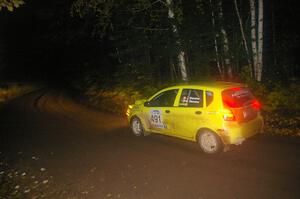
left=197, top=130, right=223, bottom=154
left=130, top=117, right=144, bottom=136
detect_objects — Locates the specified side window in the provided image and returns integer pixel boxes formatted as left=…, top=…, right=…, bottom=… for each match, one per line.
left=206, top=91, right=214, bottom=107
left=148, top=89, right=178, bottom=107
left=179, top=89, right=203, bottom=107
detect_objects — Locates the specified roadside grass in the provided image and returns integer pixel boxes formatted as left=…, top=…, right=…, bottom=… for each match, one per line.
left=82, top=85, right=158, bottom=115
left=0, top=83, right=38, bottom=104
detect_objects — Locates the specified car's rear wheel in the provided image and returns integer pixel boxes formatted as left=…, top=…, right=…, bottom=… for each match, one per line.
left=198, top=130, right=223, bottom=154
left=131, top=117, right=144, bottom=136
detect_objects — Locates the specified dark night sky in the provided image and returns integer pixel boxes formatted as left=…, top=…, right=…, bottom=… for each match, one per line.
left=0, top=0, right=107, bottom=82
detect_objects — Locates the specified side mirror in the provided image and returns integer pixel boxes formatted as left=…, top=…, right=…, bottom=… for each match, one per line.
left=144, top=101, right=150, bottom=107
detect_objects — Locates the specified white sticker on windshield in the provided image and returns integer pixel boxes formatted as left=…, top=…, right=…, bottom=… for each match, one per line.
left=150, top=110, right=165, bottom=129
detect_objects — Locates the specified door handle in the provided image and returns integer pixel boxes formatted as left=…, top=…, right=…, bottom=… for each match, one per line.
left=165, top=110, right=170, bottom=113
left=195, top=111, right=202, bottom=115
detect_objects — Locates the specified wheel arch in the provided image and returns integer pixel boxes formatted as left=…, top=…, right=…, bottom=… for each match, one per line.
left=130, top=115, right=148, bottom=130
left=196, top=128, right=224, bottom=154
left=195, top=128, right=219, bottom=142
left=130, top=115, right=139, bottom=124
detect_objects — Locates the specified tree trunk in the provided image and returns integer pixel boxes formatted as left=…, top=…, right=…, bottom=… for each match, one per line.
left=218, top=0, right=232, bottom=79
left=250, top=0, right=258, bottom=80
left=257, top=0, right=263, bottom=81
left=110, top=23, right=122, bottom=64
left=234, top=0, right=252, bottom=76
left=209, top=0, right=223, bottom=79
left=271, top=0, right=277, bottom=67
left=169, top=57, right=177, bottom=82
left=166, top=0, right=188, bottom=82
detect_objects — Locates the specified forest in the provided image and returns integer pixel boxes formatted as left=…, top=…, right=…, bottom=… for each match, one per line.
left=0, top=0, right=299, bottom=135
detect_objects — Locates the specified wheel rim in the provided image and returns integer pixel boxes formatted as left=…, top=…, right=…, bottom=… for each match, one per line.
left=132, top=119, right=142, bottom=135
left=200, top=132, right=218, bottom=153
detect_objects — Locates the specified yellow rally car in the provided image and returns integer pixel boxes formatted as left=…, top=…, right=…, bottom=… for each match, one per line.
left=126, top=82, right=263, bottom=154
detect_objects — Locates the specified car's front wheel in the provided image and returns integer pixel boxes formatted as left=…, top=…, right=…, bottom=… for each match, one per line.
left=131, top=117, right=144, bottom=136
left=198, top=130, right=223, bottom=154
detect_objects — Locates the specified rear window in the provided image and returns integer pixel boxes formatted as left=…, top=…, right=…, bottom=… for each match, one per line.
left=222, top=87, right=255, bottom=108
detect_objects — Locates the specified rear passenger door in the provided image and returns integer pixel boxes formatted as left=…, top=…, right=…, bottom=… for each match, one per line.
left=173, top=89, right=205, bottom=139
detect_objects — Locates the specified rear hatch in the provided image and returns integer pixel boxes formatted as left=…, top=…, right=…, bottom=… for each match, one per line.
left=222, top=87, right=261, bottom=122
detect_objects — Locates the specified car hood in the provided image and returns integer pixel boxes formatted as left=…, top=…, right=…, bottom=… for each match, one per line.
left=135, top=99, right=147, bottom=105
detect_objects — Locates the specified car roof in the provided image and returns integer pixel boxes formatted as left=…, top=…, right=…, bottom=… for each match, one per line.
left=165, top=81, right=246, bottom=91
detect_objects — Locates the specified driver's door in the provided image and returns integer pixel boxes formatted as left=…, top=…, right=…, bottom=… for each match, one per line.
left=144, top=89, right=179, bottom=135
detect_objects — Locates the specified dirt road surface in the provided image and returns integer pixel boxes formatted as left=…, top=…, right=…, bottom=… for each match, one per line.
left=1, top=91, right=300, bottom=199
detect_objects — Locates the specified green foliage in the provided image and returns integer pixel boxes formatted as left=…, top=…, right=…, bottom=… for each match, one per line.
left=70, top=0, right=218, bottom=82
left=0, top=0, right=24, bottom=11
left=0, top=84, right=37, bottom=103
left=70, top=66, right=160, bottom=114
left=239, top=65, right=253, bottom=83
left=265, top=83, right=300, bottom=112
left=83, top=83, right=158, bottom=115
left=243, top=78, right=300, bottom=112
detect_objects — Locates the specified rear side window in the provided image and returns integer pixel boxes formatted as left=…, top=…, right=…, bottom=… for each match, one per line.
left=205, top=91, right=214, bottom=107
left=222, top=87, right=255, bottom=108
left=179, top=89, right=203, bottom=107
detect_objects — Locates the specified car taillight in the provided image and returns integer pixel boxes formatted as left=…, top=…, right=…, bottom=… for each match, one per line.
left=251, top=100, right=261, bottom=109
left=230, top=87, right=241, bottom=91
left=222, top=109, right=236, bottom=121
left=223, top=99, right=239, bottom=108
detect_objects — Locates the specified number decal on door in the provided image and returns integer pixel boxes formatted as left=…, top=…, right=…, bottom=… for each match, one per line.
left=150, top=110, right=165, bottom=129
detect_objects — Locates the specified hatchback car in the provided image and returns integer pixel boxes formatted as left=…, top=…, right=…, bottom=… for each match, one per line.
left=126, top=82, right=263, bottom=154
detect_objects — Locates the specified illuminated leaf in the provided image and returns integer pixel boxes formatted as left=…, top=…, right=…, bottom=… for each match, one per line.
left=0, top=0, right=25, bottom=11
left=7, top=5, right=13, bottom=11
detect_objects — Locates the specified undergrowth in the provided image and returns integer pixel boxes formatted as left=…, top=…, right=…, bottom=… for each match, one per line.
left=0, top=84, right=37, bottom=104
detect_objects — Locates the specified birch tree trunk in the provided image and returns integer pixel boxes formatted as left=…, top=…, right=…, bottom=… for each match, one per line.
left=257, top=0, right=263, bottom=81
left=234, top=0, right=252, bottom=76
left=218, top=0, right=232, bottom=79
left=209, top=0, right=223, bottom=79
left=250, top=0, right=258, bottom=80
left=166, top=0, right=188, bottom=82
